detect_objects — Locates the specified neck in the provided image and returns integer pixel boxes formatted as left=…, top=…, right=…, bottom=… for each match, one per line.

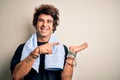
left=37, top=35, right=51, bottom=42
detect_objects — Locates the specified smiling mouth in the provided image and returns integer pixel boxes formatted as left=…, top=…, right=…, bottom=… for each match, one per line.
left=41, top=27, right=49, bottom=33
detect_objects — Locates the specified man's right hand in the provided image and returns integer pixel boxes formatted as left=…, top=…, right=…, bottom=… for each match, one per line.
left=32, top=42, right=59, bottom=55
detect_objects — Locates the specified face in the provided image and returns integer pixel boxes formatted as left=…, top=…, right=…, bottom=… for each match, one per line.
left=36, top=14, right=54, bottom=40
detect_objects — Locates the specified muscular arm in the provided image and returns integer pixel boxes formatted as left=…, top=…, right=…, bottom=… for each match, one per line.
left=61, top=58, right=74, bottom=80
left=12, top=48, right=39, bottom=80
left=61, top=42, right=88, bottom=80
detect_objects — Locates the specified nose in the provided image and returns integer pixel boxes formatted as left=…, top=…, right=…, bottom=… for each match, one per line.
left=43, top=21, right=48, bottom=27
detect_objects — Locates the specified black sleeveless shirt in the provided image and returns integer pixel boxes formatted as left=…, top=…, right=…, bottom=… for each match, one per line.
left=10, top=42, right=68, bottom=80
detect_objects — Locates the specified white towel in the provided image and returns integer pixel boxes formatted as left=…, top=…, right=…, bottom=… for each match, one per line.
left=21, top=32, right=65, bottom=72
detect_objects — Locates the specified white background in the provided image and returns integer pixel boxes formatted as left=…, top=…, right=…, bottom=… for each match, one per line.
left=0, top=0, right=120, bottom=80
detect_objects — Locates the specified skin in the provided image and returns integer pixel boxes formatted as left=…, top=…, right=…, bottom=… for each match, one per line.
left=12, top=14, right=88, bottom=80
left=61, top=42, right=88, bottom=80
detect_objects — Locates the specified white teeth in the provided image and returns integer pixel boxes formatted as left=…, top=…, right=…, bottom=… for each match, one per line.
left=41, top=28, right=48, bottom=33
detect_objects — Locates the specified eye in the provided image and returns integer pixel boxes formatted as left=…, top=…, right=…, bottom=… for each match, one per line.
left=47, top=20, right=53, bottom=23
left=37, top=19, right=43, bottom=22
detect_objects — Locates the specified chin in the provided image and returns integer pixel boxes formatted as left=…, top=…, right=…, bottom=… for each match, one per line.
left=40, top=33, right=51, bottom=37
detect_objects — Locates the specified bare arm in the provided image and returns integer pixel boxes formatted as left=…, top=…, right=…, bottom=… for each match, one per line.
left=61, top=42, right=88, bottom=80
left=61, top=57, right=75, bottom=80
left=12, top=48, right=39, bottom=80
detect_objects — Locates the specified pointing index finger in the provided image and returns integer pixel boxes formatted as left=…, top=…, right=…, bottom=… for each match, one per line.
left=51, top=42, right=59, bottom=46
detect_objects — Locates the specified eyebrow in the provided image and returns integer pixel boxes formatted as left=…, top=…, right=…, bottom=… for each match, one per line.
left=38, top=18, right=53, bottom=22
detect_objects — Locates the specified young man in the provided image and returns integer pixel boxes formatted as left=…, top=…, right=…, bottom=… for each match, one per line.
left=10, top=4, right=88, bottom=80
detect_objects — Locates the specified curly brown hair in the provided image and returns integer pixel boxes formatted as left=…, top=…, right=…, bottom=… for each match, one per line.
left=33, top=4, right=59, bottom=32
